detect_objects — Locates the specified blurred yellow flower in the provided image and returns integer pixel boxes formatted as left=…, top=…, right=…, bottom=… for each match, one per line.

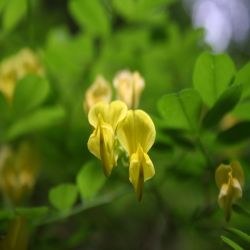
left=117, top=110, right=156, bottom=200
left=0, top=48, right=44, bottom=101
left=87, top=101, right=127, bottom=176
left=0, top=142, right=40, bottom=205
left=84, top=75, right=112, bottom=113
left=215, top=161, right=244, bottom=221
left=113, top=70, right=145, bottom=109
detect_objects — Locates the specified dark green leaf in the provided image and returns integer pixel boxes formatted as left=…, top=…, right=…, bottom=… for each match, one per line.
left=202, top=84, right=242, bottom=129
left=217, top=121, right=250, bottom=144
left=5, top=106, right=65, bottom=140
left=221, top=236, right=244, bottom=250
left=49, top=184, right=78, bottom=211
left=15, top=207, right=49, bottom=221
left=0, top=91, right=9, bottom=121
left=233, top=204, right=250, bottom=218
left=157, top=89, right=201, bottom=131
left=193, top=52, right=236, bottom=107
left=77, top=161, right=106, bottom=201
left=0, top=210, right=15, bottom=221
left=13, top=75, right=50, bottom=116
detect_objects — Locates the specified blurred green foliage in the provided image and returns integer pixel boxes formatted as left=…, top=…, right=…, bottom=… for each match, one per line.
left=0, top=0, right=250, bottom=249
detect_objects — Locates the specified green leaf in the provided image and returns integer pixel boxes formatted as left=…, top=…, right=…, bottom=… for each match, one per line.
left=234, top=62, right=250, bottom=98
left=13, top=75, right=50, bottom=116
left=221, top=236, right=244, bottom=250
left=5, top=106, right=65, bottom=140
left=15, top=207, right=48, bottom=221
left=2, top=0, right=27, bottom=32
left=0, top=0, right=7, bottom=14
left=157, top=89, right=201, bottom=131
left=202, top=84, right=242, bottom=129
left=49, top=184, right=78, bottom=211
left=217, top=121, right=250, bottom=144
left=233, top=102, right=250, bottom=120
left=45, top=29, right=93, bottom=84
left=77, top=161, right=106, bottom=201
left=193, top=52, right=236, bottom=107
left=112, top=0, right=174, bottom=21
left=0, top=91, right=9, bottom=121
left=0, top=210, right=15, bottom=221
left=233, top=204, right=250, bottom=218
left=69, top=0, right=109, bottom=37
left=225, top=228, right=250, bottom=244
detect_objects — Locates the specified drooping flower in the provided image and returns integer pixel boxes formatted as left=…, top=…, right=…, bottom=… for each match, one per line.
left=0, top=48, right=44, bottom=101
left=117, top=110, right=156, bottom=200
left=215, top=161, right=244, bottom=221
left=84, top=75, right=112, bottom=113
left=113, top=70, right=145, bottom=109
left=0, top=142, right=40, bottom=205
left=87, top=101, right=127, bottom=176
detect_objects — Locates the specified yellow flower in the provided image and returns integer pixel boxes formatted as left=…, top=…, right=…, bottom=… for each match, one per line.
left=117, top=110, right=156, bottom=200
left=215, top=161, right=244, bottom=221
left=0, top=48, right=44, bottom=102
left=113, top=70, right=145, bottom=109
left=84, top=75, right=112, bottom=113
left=87, top=101, right=127, bottom=176
left=0, top=142, right=40, bottom=205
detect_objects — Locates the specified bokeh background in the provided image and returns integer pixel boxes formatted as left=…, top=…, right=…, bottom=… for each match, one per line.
left=1, top=0, right=250, bottom=249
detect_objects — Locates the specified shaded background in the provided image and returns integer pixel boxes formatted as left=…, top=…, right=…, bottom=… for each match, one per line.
left=1, top=0, right=250, bottom=249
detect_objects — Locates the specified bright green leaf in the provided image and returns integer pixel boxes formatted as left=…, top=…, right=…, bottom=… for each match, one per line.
left=49, top=184, right=78, bottom=211
left=221, top=235, right=244, bottom=250
left=234, top=62, right=250, bottom=98
left=5, top=106, right=65, bottom=140
left=233, top=101, right=250, bottom=120
left=44, top=29, right=93, bottom=84
left=13, top=75, right=50, bottom=116
left=69, top=0, right=109, bottom=37
left=2, top=0, right=27, bottom=32
left=193, top=52, right=236, bottom=107
left=157, top=89, right=201, bottom=131
left=77, top=161, right=106, bottom=201
left=202, top=84, right=242, bottom=129
left=225, top=228, right=250, bottom=244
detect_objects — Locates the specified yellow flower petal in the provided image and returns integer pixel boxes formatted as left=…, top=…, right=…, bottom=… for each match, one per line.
left=218, top=173, right=242, bottom=221
left=215, top=163, right=231, bottom=188
left=87, top=122, right=116, bottom=176
left=231, top=161, right=244, bottom=186
left=88, top=101, right=127, bottom=129
left=117, top=110, right=156, bottom=155
left=129, top=145, right=155, bottom=201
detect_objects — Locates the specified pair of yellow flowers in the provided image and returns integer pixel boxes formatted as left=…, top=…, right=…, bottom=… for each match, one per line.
left=87, top=100, right=155, bottom=200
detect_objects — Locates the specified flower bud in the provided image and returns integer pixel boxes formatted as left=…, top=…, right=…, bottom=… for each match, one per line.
left=84, top=75, right=112, bottom=113
left=113, top=70, right=144, bottom=109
